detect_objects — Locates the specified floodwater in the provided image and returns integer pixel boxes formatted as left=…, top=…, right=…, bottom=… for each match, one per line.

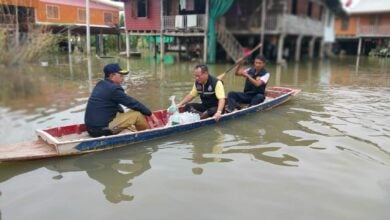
left=0, top=54, right=389, bottom=220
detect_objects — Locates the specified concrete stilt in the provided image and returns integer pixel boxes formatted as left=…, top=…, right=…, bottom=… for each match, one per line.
left=319, top=39, right=325, bottom=59
left=357, top=37, right=362, bottom=56
left=308, top=37, right=316, bottom=59
left=160, top=0, right=165, bottom=59
left=277, top=34, right=286, bottom=65
left=295, top=35, right=303, bottom=62
left=99, top=32, right=104, bottom=56
left=125, top=31, right=130, bottom=58
left=203, top=0, right=209, bottom=63
left=117, top=34, right=121, bottom=52
left=68, top=27, right=72, bottom=55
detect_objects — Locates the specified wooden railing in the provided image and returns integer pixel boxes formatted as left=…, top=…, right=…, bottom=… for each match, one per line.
left=280, top=14, right=323, bottom=36
left=0, top=14, right=16, bottom=24
left=357, top=25, right=390, bottom=37
left=163, top=14, right=206, bottom=31
left=0, top=14, right=16, bottom=29
left=225, top=13, right=323, bottom=36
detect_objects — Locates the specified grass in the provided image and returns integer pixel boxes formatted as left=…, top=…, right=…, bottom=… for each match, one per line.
left=0, top=27, right=59, bottom=66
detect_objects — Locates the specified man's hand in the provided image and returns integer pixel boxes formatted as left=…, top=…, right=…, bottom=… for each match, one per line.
left=213, top=110, right=222, bottom=122
left=234, top=59, right=244, bottom=76
left=150, top=114, right=161, bottom=127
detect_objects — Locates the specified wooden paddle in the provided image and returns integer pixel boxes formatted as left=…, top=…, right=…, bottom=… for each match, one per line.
left=217, top=43, right=262, bottom=80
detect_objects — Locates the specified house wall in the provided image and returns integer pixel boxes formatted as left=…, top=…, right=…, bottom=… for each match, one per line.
left=286, top=0, right=322, bottom=20
left=312, top=2, right=321, bottom=20
left=297, top=0, right=308, bottom=16
left=35, top=1, right=119, bottom=26
left=357, top=13, right=390, bottom=26
left=124, top=0, right=161, bottom=31
left=335, top=12, right=390, bottom=38
left=1, top=0, right=36, bottom=7
left=334, top=15, right=358, bottom=37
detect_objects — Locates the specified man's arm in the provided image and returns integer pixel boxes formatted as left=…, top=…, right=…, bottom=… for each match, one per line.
left=242, top=71, right=269, bottom=87
left=234, top=59, right=244, bottom=76
left=177, top=84, right=197, bottom=108
left=177, top=94, right=195, bottom=108
left=213, top=81, right=226, bottom=122
left=113, top=87, right=152, bottom=116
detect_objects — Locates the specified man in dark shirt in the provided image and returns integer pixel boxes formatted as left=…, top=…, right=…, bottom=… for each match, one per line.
left=84, top=63, right=159, bottom=137
left=226, top=55, right=270, bottom=112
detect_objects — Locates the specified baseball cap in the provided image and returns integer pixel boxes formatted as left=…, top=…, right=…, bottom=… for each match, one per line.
left=103, top=63, right=129, bottom=78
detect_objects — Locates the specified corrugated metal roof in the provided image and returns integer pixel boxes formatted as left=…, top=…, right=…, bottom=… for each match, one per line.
left=347, top=0, right=390, bottom=14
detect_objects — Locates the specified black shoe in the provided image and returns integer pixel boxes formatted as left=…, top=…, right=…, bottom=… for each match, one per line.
left=225, top=108, right=236, bottom=113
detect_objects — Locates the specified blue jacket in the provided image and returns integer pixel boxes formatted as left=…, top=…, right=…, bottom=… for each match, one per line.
left=244, top=68, right=268, bottom=95
left=84, top=79, right=152, bottom=128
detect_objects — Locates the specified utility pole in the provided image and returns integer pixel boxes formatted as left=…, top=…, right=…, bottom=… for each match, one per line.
left=260, top=0, right=266, bottom=55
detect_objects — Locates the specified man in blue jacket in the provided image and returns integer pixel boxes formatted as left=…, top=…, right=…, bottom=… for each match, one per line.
left=226, top=55, right=270, bottom=112
left=85, top=63, right=159, bottom=137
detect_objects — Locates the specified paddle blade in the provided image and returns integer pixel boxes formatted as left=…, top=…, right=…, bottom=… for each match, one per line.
left=243, top=47, right=252, bottom=56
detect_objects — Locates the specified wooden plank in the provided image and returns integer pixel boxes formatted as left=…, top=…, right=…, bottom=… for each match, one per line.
left=0, top=140, right=58, bottom=161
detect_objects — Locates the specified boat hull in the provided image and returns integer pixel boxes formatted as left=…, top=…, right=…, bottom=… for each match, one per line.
left=0, top=87, right=299, bottom=161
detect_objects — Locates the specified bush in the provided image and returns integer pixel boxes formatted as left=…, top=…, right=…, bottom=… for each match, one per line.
left=0, top=27, right=59, bottom=66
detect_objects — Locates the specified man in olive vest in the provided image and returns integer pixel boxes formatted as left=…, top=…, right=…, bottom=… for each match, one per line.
left=177, top=64, right=225, bottom=121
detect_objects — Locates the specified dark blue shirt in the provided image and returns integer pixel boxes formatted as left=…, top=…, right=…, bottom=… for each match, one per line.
left=244, top=68, right=269, bottom=95
left=84, top=79, right=152, bottom=128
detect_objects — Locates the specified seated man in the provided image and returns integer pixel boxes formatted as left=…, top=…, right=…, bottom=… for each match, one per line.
left=226, top=55, right=270, bottom=112
left=176, top=64, right=225, bottom=122
left=84, top=63, right=159, bottom=137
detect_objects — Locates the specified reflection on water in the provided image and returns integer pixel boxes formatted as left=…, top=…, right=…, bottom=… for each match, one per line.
left=1, top=55, right=390, bottom=219
left=0, top=144, right=157, bottom=204
left=287, top=86, right=390, bottom=166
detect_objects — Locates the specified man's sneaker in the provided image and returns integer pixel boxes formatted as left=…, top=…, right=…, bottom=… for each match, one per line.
left=225, top=107, right=236, bottom=113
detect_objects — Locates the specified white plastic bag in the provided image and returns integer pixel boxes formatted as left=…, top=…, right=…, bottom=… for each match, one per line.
left=165, top=96, right=200, bottom=127
left=166, top=96, right=180, bottom=126
left=178, top=112, right=200, bottom=124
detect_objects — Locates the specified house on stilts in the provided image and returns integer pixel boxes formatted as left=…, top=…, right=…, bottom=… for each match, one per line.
left=0, top=0, right=123, bottom=55
left=120, top=0, right=342, bottom=63
left=334, top=0, right=390, bottom=57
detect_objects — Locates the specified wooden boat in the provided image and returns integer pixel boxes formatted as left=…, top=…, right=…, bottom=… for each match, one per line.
left=0, top=87, right=300, bottom=162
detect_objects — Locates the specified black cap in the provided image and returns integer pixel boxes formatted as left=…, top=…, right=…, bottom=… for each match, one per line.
left=103, top=63, right=129, bottom=78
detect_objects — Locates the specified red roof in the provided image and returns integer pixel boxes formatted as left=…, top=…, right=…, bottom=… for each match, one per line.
left=40, top=0, right=118, bottom=11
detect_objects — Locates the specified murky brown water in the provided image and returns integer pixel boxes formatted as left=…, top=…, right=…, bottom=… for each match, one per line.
left=0, top=55, right=390, bottom=220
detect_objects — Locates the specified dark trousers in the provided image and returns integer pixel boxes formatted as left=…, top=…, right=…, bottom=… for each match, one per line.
left=184, top=103, right=219, bottom=119
left=227, top=92, right=265, bottom=111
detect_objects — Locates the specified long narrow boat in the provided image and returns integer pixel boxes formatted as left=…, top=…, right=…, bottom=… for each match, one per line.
left=0, top=87, right=300, bottom=162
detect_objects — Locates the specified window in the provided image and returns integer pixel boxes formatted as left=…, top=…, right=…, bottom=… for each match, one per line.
left=46, top=5, right=59, bottom=19
left=341, top=17, right=349, bottom=30
left=131, top=0, right=149, bottom=18
left=138, top=0, right=148, bottom=17
left=78, top=9, right=86, bottom=21
left=104, top=12, right=113, bottom=24
left=291, top=0, right=298, bottom=15
left=307, top=1, right=313, bottom=17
